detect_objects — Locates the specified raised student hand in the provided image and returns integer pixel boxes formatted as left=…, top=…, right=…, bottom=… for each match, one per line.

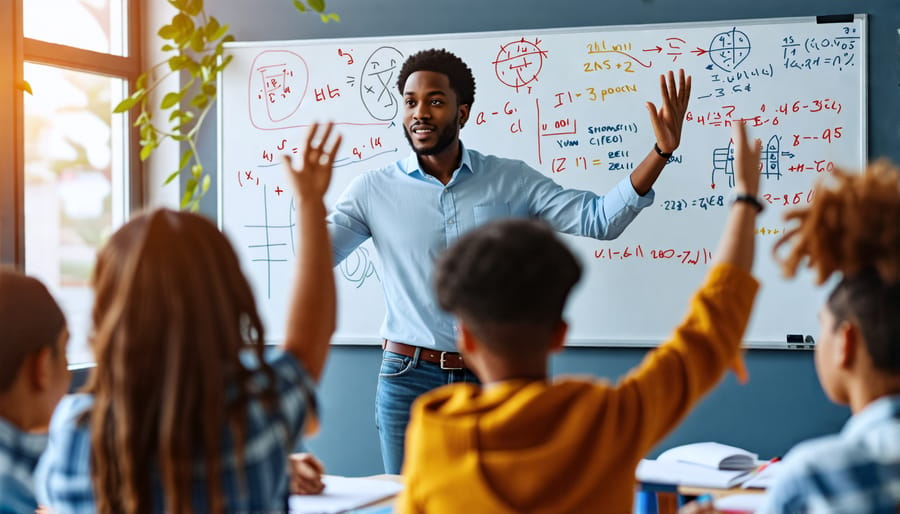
left=733, top=121, right=762, bottom=197
left=646, top=69, right=692, bottom=154
left=283, top=121, right=343, bottom=201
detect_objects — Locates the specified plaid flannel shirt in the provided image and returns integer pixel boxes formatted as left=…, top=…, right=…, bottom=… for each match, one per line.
left=0, top=417, right=48, bottom=514
left=757, top=395, right=900, bottom=514
left=34, top=348, right=316, bottom=513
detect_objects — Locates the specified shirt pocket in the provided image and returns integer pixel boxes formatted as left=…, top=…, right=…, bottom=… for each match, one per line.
left=473, top=203, right=511, bottom=225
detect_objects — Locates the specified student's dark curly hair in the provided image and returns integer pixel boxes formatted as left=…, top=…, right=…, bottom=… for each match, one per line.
left=434, top=219, right=581, bottom=354
left=775, top=159, right=900, bottom=373
left=397, top=49, right=476, bottom=108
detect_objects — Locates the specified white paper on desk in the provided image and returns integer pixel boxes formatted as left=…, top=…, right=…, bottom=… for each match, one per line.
left=657, top=442, right=758, bottom=470
left=289, top=475, right=403, bottom=514
left=636, top=459, right=753, bottom=489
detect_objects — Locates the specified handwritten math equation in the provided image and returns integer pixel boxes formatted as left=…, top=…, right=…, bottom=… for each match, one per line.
left=661, top=195, right=725, bottom=211
left=687, top=97, right=844, bottom=129
left=659, top=189, right=815, bottom=212
left=781, top=26, right=859, bottom=72
left=593, top=244, right=713, bottom=266
left=579, top=28, right=753, bottom=74
left=230, top=20, right=861, bottom=291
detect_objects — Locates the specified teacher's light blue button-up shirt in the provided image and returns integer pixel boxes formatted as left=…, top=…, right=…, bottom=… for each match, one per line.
left=328, top=143, right=654, bottom=352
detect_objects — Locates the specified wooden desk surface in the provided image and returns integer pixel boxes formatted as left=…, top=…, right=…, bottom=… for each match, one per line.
left=647, top=485, right=765, bottom=514
left=678, top=485, right=765, bottom=498
left=358, top=474, right=402, bottom=508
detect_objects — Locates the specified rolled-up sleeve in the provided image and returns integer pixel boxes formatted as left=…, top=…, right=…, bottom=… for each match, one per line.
left=523, top=165, right=654, bottom=240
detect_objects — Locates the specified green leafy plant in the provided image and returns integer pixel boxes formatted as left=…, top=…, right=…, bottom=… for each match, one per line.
left=114, top=0, right=338, bottom=211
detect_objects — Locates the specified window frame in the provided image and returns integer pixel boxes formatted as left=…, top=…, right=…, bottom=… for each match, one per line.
left=0, top=0, right=144, bottom=269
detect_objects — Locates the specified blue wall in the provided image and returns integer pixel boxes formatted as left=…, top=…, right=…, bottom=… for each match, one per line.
left=199, top=0, right=898, bottom=475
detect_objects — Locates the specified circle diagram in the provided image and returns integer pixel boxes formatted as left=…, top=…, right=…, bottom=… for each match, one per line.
left=708, top=28, right=750, bottom=72
left=493, top=38, right=547, bottom=91
left=360, top=46, right=404, bottom=121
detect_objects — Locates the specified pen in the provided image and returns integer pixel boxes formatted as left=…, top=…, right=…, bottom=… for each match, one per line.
left=755, top=456, right=781, bottom=474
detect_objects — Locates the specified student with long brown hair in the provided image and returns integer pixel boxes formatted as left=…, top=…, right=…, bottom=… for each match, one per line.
left=34, top=123, right=342, bottom=513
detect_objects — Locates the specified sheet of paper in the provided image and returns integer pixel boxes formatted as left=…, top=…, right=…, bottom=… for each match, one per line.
left=636, top=459, right=752, bottom=489
left=289, top=475, right=403, bottom=514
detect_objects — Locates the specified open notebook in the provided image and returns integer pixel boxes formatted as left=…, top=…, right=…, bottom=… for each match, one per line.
left=637, top=442, right=760, bottom=489
left=636, top=459, right=754, bottom=489
left=657, top=442, right=758, bottom=470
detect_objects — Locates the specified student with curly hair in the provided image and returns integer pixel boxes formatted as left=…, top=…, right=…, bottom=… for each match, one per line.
left=756, top=159, right=900, bottom=513
left=34, top=123, right=342, bottom=514
left=395, top=122, right=763, bottom=513
left=327, top=47, right=694, bottom=473
left=682, top=160, right=900, bottom=514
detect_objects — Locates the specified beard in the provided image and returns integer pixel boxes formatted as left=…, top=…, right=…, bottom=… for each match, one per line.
left=403, top=114, right=460, bottom=156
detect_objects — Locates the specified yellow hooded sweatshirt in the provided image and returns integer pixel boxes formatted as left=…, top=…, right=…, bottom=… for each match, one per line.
left=396, top=264, right=758, bottom=514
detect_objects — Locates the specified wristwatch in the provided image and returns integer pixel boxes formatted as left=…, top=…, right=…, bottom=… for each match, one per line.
left=654, top=142, right=672, bottom=159
left=729, top=192, right=764, bottom=213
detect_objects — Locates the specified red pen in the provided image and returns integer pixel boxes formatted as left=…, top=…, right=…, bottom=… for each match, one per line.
left=756, top=456, right=781, bottom=474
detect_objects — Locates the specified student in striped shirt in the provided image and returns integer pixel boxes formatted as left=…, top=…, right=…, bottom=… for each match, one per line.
left=34, top=123, right=342, bottom=514
left=0, top=269, right=70, bottom=513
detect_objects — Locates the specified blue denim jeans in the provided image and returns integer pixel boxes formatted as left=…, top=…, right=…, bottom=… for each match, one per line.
left=375, top=349, right=479, bottom=474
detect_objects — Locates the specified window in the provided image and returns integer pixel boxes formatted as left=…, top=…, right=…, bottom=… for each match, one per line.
left=24, top=0, right=126, bottom=55
left=2, top=0, right=142, bottom=367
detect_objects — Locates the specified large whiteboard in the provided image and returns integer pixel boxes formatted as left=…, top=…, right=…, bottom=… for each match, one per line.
left=218, top=15, right=866, bottom=348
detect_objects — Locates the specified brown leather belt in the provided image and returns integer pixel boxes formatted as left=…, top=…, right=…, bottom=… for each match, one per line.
left=382, top=339, right=466, bottom=370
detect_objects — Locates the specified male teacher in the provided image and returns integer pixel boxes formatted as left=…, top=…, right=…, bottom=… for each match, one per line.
left=327, top=48, right=692, bottom=473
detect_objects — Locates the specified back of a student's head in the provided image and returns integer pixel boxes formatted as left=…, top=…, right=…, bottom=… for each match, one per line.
left=777, top=159, right=900, bottom=391
left=0, top=268, right=69, bottom=429
left=434, top=218, right=582, bottom=357
left=89, top=208, right=265, bottom=373
left=86, top=207, right=271, bottom=512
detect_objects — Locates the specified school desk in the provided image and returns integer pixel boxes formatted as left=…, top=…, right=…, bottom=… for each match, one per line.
left=637, top=481, right=765, bottom=514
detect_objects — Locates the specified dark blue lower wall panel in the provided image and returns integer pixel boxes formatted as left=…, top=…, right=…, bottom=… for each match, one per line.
left=307, top=345, right=848, bottom=476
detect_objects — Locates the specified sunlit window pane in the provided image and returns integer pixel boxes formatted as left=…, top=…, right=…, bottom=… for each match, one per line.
left=23, top=63, right=128, bottom=366
left=24, top=0, right=126, bottom=56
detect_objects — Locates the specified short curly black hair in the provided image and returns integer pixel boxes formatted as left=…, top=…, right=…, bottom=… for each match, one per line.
left=434, top=219, right=581, bottom=354
left=397, top=49, right=476, bottom=108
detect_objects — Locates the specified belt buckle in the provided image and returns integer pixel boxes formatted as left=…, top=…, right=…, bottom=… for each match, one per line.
left=439, top=352, right=463, bottom=370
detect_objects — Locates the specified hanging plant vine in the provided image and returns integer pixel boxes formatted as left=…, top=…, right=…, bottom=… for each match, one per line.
left=114, top=0, right=339, bottom=211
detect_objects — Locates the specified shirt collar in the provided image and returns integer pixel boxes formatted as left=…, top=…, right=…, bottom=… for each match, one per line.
left=841, top=394, right=900, bottom=441
left=0, top=415, right=48, bottom=451
left=401, top=141, right=475, bottom=178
